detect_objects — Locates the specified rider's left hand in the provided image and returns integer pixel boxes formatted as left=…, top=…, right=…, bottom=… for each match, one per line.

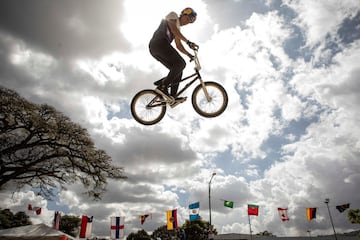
left=186, top=40, right=199, bottom=50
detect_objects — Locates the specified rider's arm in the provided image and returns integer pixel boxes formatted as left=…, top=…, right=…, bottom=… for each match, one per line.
left=167, top=19, right=192, bottom=58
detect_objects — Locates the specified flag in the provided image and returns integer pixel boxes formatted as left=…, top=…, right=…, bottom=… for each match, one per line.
left=336, top=203, right=350, bottom=213
left=79, top=215, right=93, bottom=238
left=166, top=209, right=178, bottom=230
left=224, top=200, right=234, bottom=208
left=53, top=211, right=61, bottom=230
left=28, top=204, right=41, bottom=215
left=306, top=208, right=316, bottom=221
left=110, top=216, right=125, bottom=239
left=140, top=214, right=151, bottom=225
left=277, top=208, right=289, bottom=222
left=189, top=202, right=200, bottom=221
left=248, top=204, right=259, bottom=216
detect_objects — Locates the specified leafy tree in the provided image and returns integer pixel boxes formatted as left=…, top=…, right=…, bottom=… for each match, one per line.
left=151, top=225, right=171, bottom=239
left=0, top=208, right=32, bottom=229
left=59, top=215, right=81, bottom=237
left=126, top=229, right=151, bottom=240
left=0, top=86, right=127, bottom=199
left=181, top=219, right=216, bottom=240
left=348, top=209, right=360, bottom=224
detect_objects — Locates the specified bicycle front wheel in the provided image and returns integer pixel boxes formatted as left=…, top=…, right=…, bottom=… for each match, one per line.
left=130, top=89, right=166, bottom=125
left=192, top=81, right=228, bottom=118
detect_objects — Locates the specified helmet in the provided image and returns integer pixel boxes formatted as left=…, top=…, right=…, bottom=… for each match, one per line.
left=181, top=7, right=197, bottom=22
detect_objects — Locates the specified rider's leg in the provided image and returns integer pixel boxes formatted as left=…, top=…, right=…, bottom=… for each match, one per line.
left=149, top=40, right=185, bottom=97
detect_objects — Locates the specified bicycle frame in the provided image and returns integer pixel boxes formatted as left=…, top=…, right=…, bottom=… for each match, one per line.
left=171, top=50, right=211, bottom=100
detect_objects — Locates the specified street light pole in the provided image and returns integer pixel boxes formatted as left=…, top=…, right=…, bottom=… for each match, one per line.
left=208, top=172, right=216, bottom=228
left=325, top=198, right=338, bottom=240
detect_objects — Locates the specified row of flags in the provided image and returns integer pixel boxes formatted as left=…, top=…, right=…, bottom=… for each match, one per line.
left=306, top=203, right=350, bottom=221
left=189, top=201, right=351, bottom=222
left=33, top=201, right=350, bottom=239
left=50, top=212, right=151, bottom=239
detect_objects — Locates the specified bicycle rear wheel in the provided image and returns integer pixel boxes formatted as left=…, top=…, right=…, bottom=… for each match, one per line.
left=192, top=81, right=228, bottom=118
left=130, top=89, right=166, bottom=125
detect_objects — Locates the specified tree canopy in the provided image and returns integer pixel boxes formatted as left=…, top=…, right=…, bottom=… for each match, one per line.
left=59, top=215, right=81, bottom=237
left=348, top=209, right=360, bottom=224
left=0, top=86, right=126, bottom=199
left=0, top=208, right=32, bottom=229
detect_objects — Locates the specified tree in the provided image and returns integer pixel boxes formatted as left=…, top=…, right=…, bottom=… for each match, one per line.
left=126, top=229, right=151, bottom=240
left=151, top=225, right=171, bottom=239
left=0, top=208, right=32, bottom=229
left=0, top=86, right=127, bottom=199
left=59, top=215, right=81, bottom=237
left=348, top=209, right=360, bottom=224
left=181, top=219, right=216, bottom=240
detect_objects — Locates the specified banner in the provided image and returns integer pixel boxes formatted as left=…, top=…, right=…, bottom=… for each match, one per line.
left=189, top=202, right=200, bottom=221
left=79, top=215, right=93, bottom=238
left=248, top=204, right=259, bottom=216
left=110, top=216, right=125, bottom=239
left=166, top=209, right=178, bottom=230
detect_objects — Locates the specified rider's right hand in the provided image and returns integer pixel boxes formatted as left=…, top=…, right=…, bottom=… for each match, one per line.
left=188, top=54, right=194, bottom=62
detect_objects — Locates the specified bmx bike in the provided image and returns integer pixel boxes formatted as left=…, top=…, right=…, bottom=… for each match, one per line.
left=130, top=46, right=228, bottom=125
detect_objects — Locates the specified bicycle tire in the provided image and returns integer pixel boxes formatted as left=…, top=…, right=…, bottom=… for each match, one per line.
left=130, top=89, right=166, bottom=125
left=192, top=81, right=228, bottom=118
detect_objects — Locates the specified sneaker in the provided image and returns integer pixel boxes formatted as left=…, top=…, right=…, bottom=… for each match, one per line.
left=154, top=86, right=174, bottom=103
left=170, top=97, right=187, bottom=108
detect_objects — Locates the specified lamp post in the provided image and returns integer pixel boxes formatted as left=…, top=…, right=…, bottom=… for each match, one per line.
left=325, top=198, right=338, bottom=240
left=208, top=172, right=216, bottom=228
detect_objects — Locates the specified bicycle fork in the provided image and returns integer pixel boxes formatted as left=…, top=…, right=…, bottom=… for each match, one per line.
left=197, top=72, right=212, bottom=102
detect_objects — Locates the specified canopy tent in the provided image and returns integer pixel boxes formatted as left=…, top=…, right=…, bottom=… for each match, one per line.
left=0, top=223, right=75, bottom=240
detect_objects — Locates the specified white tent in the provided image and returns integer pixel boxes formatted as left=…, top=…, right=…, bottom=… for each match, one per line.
left=0, top=223, right=75, bottom=240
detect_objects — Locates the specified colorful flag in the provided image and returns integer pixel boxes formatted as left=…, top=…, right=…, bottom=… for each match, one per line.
left=248, top=204, right=259, bottom=216
left=224, top=200, right=234, bottom=208
left=306, top=208, right=316, bottom=221
left=277, top=208, right=289, bottom=222
left=53, top=211, right=61, bottom=230
left=140, top=214, right=151, bottom=225
left=79, top=215, right=93, bottom=238
left=336, top=203, right=350, bottom=213
left=166, top=209, right=178, bottom=230
left=189, top=202, right=200, bottom=221
left=110, top=216, right=125, bottom=239
left=28, top=204, right=41, bottom=215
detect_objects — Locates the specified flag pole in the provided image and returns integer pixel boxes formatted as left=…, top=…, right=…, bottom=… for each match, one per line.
left=324, top=198, right=338, bottom=240
left=248, top=215, right=253, bottom=240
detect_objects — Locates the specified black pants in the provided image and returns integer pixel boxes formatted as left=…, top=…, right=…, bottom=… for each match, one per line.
left=149, top=38, right=186, bottom=97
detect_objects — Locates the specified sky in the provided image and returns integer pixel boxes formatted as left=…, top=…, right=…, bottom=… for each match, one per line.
left=1, top=0, right=360, bottom=238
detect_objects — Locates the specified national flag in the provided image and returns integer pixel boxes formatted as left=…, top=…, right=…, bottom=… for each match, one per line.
left=189, top=202, right=200, bottom=221
left=79, top=215, right=93, bottom=238
left=306, top=208, right=316, bottom=221
left=248, top=204, right=259, bottom=216
left=53, top=211, right=61, bottom=230
left=224, top=200, right=234, bottom=208
left=277, top=208, right=289, bottom=222
left=27, top=204, right=41, bottom=215
left=336, top=203, right=350, bottom=213
left=110, top=216, right=125, bottom=239
left=140, top=214, right=151, bottom=225
left=166, top=209, right=178, bottom=230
